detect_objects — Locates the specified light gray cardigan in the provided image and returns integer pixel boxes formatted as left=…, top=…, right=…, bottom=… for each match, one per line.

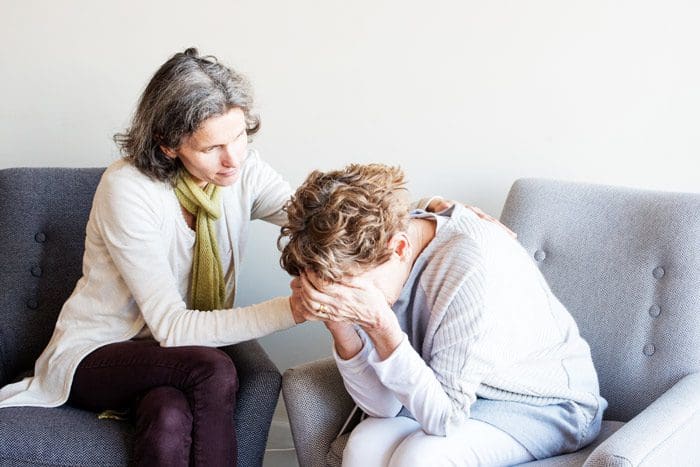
left=336, top=205, right=606, bottom=458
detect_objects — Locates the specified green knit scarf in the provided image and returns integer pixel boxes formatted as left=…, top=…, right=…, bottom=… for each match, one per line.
left=175, top=171, right=225, bottom=311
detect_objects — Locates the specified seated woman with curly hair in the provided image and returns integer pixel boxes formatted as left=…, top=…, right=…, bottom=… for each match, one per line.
left=279, top=164, right=606, bottom=466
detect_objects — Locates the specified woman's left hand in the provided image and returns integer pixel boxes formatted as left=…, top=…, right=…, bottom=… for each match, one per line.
left=300, top=272, right=405, bottom=359
left=299, top=273, right=394, bottom=331
left=426, top=197, right=517, bottom=239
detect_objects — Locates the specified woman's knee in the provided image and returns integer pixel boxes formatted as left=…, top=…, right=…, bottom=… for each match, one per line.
left=389, top=431, right=472, bottom=467
left=186, top=347, right=238, bottom=397
left=344, top=417, right=421, bottom=467
left=133, top=387, right=192, bottom=466
left=389, top=421, right=535, bottom=467
left=137, top=386, right=192, bottom=434
left=389, top=432, right=441, bottom=467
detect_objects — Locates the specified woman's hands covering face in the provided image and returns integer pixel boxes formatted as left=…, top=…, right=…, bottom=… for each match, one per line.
left=296, top=272, right=395, bottom=331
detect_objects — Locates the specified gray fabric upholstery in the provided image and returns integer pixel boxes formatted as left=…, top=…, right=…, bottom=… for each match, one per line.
left=582, top=372, right=700, bottom=467
left=223, top=339, right=284, bottom=466
left=282, top=357, right=355, bottom=467
left=0, top=406, right=133, bottom=466
left=326, top=433, right=349, bottom=467
left=0, top=168, right=103, bottom=388
left=500, top=178, right=700, bottom=422
left=0, top=167, right=281, bottom=466
left=282, top=178, right=700, bottom=466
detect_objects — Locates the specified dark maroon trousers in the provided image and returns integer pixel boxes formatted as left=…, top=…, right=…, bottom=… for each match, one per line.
left=68, top=339, right=238, bottom=467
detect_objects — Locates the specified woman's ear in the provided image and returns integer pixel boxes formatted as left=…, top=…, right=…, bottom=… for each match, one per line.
left=390, top=233, right=411, bottom=260
left=160, top=145, right=177, bottom=159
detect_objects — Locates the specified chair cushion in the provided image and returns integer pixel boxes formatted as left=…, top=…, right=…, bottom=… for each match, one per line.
left=0, top=406, right=133, bottom=466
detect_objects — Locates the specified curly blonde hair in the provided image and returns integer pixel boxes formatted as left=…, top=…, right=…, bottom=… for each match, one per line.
left=279, top=164, right=409, bottom=282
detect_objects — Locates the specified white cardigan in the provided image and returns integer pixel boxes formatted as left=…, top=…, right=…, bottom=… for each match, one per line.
left=0, top=150, right=296, bottom=408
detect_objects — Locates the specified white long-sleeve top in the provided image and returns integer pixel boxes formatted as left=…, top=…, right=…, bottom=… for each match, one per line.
left=334, top=205, right=604, bottom=442
left=0, top=149, right=296, bottom=408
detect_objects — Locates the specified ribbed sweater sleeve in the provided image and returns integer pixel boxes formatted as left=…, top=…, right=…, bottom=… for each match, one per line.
left=368, top=251, right=489, bottom=436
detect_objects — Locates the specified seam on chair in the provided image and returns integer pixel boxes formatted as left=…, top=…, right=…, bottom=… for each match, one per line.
left=638, top=407, right=700, bottom=465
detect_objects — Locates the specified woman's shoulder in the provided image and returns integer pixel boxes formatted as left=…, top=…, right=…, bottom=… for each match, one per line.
left=417, top=227, right=485, bottom=302
left=240, top=148, right=275, bottom=180
left=99, top=158, right=170, bottom=195
left=426, top=231, right=485, bottom=279
left=92, top=158, right=171, bottom=219
left=432, top=208, right=486, bottom=265
left=236, top=147, right=289, bottom=195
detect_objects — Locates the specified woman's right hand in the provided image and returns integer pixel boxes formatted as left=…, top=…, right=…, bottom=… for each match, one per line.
left=290, top=276, right=363, bottom=358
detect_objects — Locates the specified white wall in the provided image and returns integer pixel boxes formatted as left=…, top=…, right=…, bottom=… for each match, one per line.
left=2, top=0, right=699, bottom=371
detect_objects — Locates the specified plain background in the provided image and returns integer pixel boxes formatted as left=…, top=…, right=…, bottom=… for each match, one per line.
left=2, top=0, right=699, bottom=373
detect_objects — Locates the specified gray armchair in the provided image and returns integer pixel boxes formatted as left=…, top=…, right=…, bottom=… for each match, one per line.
left=282, top=178, right=700, bottom=466
left=0, top=167, right=281, bottom=466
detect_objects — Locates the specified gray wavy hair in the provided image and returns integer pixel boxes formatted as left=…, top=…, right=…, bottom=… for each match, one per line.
left=114, top=47, right=260, bottom=183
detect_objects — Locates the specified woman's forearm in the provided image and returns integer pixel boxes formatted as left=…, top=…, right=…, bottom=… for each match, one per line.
left=332, top=326, right=403, bottom=417
left=363, top=314, right=404, bottom=361
left=326, top=322, right=363, bottom=360
left=367, top=336, right=467, bottom=436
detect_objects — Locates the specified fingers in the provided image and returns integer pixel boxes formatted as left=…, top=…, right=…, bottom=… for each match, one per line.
left=426, top=196, right=453, bottom=213
left=289, top=275, right=327, bottom=323
left=300, top=273, right=335, bottom=309
left=435, top=199, right=454, bottom=211
left=465, top=205, right=518, bottom=239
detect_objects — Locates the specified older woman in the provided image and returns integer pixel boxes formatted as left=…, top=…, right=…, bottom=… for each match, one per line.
left=280, top=164, right=607, bottom=466
left=0, top=48, right=306, bottom=467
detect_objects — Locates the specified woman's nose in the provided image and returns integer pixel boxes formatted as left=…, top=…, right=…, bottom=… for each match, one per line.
left=221, top=146, right=241, bottom=168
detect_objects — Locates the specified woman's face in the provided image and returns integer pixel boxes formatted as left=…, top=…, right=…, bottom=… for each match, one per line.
left=346, top=234, right=413, bottom=306
left=352, top=259, right=406, bottom=306
left=162, top=107, right=248, bottom=187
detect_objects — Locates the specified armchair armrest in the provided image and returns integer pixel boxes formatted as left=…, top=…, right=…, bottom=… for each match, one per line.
left=220, top=340, right=282, bottom=467
left=585, top=372, right=700, bottom=466
left=283, top=357, right=355, bottom=467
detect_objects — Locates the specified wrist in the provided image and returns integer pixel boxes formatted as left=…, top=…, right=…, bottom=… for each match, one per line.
left=363, top=311, right=403, bottom=360
left=330, top=324, right=363, bottom=360
left=364, top=306, right=400, bottom=335
left=288, top=296, right=305, bottom=324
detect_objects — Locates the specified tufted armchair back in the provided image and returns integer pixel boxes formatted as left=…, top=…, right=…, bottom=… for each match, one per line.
left=0, top=167, right=105, bottom=387
left=500, top=178, right=700, bottom=422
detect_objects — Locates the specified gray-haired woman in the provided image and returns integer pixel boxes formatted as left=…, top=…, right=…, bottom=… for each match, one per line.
left=0, top=48, right=307, bottom=466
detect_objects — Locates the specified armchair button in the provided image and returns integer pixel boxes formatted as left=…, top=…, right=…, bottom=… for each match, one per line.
left=652, top=267, right=665, bottom=279
left=27, top=299, right=39, bottom=310
left=648, top=305, right=661, bottom=318
left=31, top=266, right=43, bottom=277
left=643, top=344, right=656, bottom=356
left=534, top=250, right=546, bottom=261
left=35, top=232, right=47, bottom=243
